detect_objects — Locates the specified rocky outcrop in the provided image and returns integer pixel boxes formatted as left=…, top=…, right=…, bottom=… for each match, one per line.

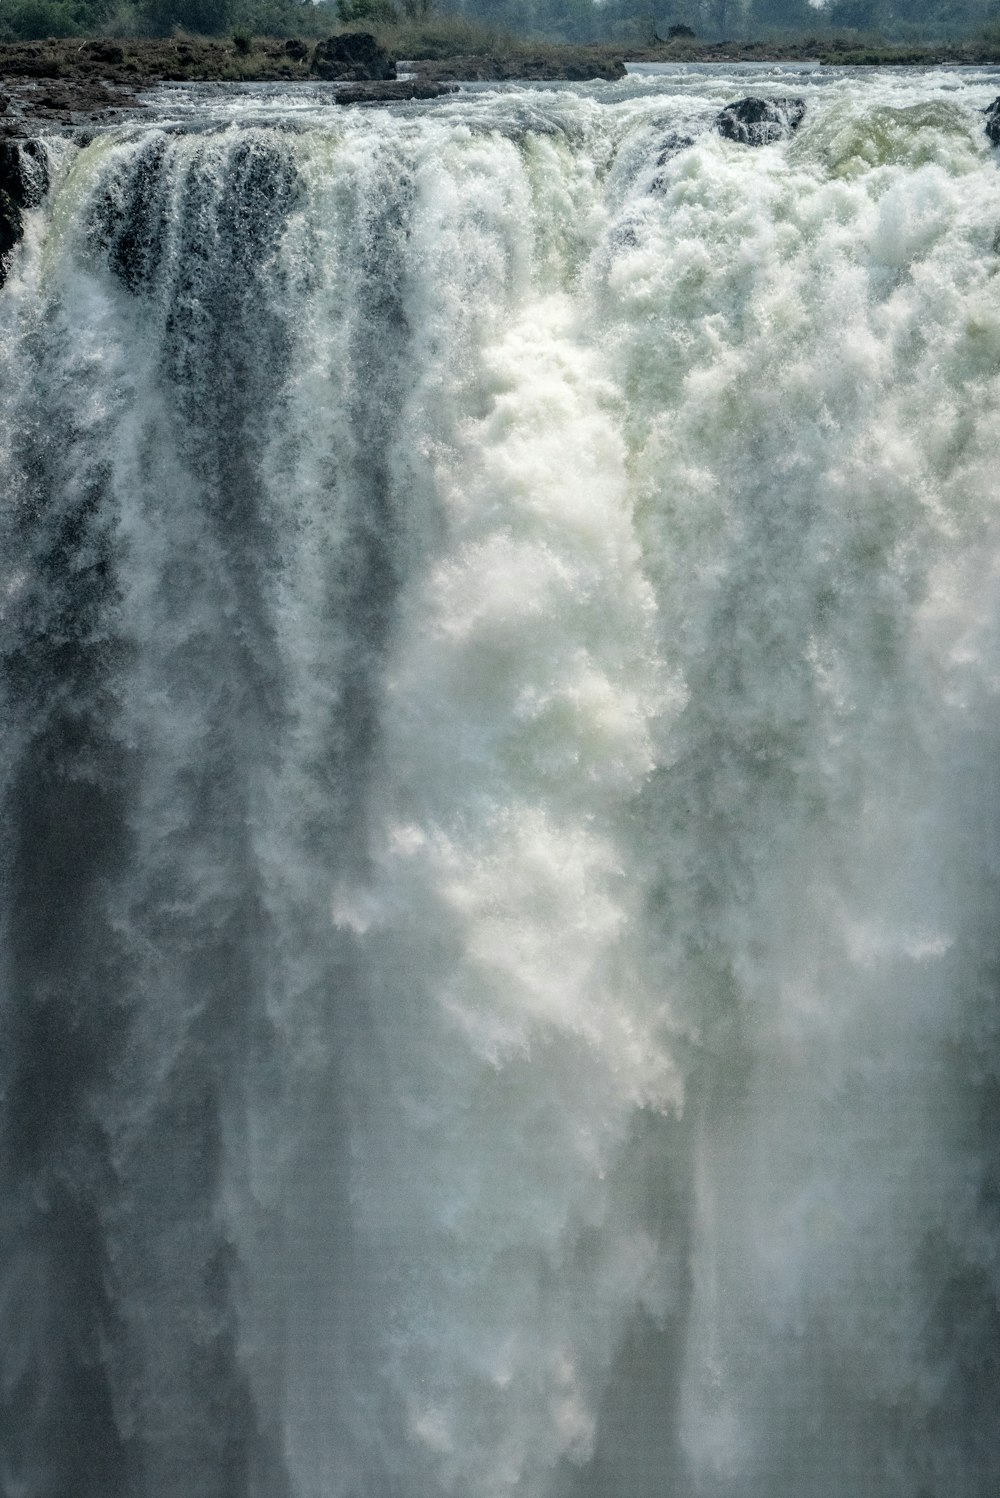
left=0, top=138, right=49, bottom=288
left=715, top=96, right=805, bottom=146
left=311, top=33, right=395, bottom=82
left=335, top=79, right=459, bottom=105
left=985, top=97, right=1000, bottom=145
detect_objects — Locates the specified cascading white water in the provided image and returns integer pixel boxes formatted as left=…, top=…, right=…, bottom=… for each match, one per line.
left=1, top=65, right=1000, bottom=1498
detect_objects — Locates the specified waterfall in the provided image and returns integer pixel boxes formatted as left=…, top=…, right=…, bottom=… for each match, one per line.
left=1, top=68, right=999, bottom=1498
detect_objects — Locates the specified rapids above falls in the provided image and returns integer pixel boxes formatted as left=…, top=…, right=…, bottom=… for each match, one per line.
left=1, top=65, right=1000, bottom=1498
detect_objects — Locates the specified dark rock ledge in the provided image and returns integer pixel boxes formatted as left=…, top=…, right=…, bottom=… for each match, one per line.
left=335, top=79, right=458, bottom=105
left=0, top=136, right=48, bottom=288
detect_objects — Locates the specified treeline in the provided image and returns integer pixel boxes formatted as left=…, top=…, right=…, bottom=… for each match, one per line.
left=0, top=0, right=338, bottom=41
left=454, top=0, right=1000, bottom=44
left=2, top=0, right=1000, bottom=47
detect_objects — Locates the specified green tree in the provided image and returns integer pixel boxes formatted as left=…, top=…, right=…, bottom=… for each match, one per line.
left=336, top=0, right=399, bottom=22
left=141, top=0, right=234, bottom=33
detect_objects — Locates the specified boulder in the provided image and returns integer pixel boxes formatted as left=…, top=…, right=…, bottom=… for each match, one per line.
left=715, top=96, right=805, bottom=146
left=311, top=33, right=395, bottom=82
left=335, top=79, right=459, bottom=104
left=985, top=97, right=1000, bottom=146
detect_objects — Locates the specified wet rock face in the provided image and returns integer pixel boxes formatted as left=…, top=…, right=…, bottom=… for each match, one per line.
left=715, top=96, right=806, bottom=145
left=985, top=97, right=1000, bottom=145
left=0, top=138, right=49, bottom=287
left=656, top=128, right=698, bottom=165
left=651, top=129, right=699, bottom=190
left=311, top=32, right=395, bottom=82
left=0, top=138, right=49, bottom=207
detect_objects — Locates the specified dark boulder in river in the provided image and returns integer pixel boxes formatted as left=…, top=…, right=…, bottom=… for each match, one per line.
left=985, top=97, right=1000, bottom=145
left=403, top=51, right=626, bottom=82
left=335, top=80, right=459, bottom=105
left=312, top=32, right=395, bottom=82
left=0, top=137, right=48, bottom=287
left=716, top=96, right=806, bottom=145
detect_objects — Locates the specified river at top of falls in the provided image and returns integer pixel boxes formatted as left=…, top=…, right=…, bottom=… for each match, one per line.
left=1, top=64, right=1000, bottom=1498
